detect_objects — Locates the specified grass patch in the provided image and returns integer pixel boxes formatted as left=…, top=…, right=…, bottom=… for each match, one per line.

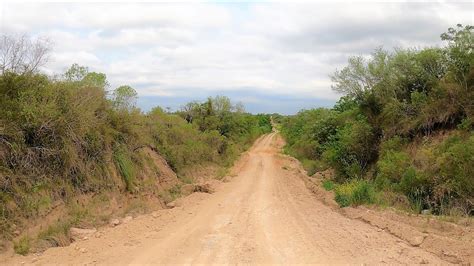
left=37, top=220, right=72, bottom=248
left=334, top=179, right=377, bottom=207
left=14, top=236, right=31, bottom=255
left=113, top=146, right=136, bottom=192
left=301, top=159, right=323, bottom=176
left=37, top=203, right=91, bottom=248
left=322, top=180, right=335, bottom=191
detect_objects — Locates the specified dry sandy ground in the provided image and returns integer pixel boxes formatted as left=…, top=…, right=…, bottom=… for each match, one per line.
left=2, top=133, right=460, bottom=264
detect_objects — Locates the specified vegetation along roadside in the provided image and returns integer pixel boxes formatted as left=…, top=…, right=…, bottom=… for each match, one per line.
left=0, top=35, right=272, bottom=254
left=281, top=24, right=473, bottom=217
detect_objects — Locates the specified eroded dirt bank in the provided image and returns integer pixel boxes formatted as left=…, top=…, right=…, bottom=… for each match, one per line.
left=2, top=133, right=471, bottom=265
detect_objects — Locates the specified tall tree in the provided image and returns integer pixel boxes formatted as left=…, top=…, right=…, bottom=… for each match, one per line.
left=113, top=85, right=138, bottom=111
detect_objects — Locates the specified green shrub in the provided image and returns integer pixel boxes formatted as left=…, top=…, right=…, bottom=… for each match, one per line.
left=334, top=189, right=351, bottom=207
left=376, top=150, right=410, bottom=185
left=392, top=167, right=427, bottom=212
left=14, top=236, right=31, bottom=255
left=301, top=159, right=324, bottom=176
left=323, top=117, right=378, bottom=181
left=433, top=134, right=474, bottom=214
left=379, top=136, right=406, bottom=155
left=398, top=167, right=426, bottom=196
left=457, top=118, right=473, bottom=131
left=322, top=180, right=335, bottom=191
left=334, top=180, right=377, bottom=207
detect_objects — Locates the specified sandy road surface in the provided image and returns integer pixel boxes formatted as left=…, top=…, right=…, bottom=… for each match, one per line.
left=3, top=133, right=448, bottom=265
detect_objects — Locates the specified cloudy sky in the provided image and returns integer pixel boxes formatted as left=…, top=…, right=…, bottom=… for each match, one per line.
left=1, top=1, right=472, bottom=114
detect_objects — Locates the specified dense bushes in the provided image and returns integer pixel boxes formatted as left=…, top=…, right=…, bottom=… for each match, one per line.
left=322, top=115, right=378, bottom=180
left=150, top=98, right=271, bottom=172
left=0, top=58, right=272, bottom=241
left=282, top=25, right=473, bottom=215
left=374, top=132, right=474, bottom=214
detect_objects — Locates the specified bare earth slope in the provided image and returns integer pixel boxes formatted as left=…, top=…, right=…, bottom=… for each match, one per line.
left=2, top=133, right=457, bottom=264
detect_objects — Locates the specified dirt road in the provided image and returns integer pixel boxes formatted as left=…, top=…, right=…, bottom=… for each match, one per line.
left=4, top=133, right=449, bottom=264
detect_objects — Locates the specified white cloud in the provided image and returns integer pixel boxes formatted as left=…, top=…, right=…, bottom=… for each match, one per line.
left=1, top=1, right=472, bottom=111
left=2, top=3, right=231, bottom=31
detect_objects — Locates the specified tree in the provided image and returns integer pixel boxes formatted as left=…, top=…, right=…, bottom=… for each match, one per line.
left=441, top=24, right=474, bottom=52
left=64, top=63, right=89, bottom=81
left=0, top=34, right=51, bottom=75
left=212, top=95, right=232, bottom=115
left=83, top=72, right=109, bottom=88
left=441, top=24, right=473, bottom=90
left=64, top=63, right=109, bottom=89
left=330, top=56, right=375, bottom=99
left=181, top=101, right=201, bottom=123
left=113, top=85, right=138, bottom=111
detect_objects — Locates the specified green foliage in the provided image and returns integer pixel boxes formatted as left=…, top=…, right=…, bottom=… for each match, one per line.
left=334, top=180, right=377, bottom=207
left=64, top=63, right=89, bottom=81
left=113, top=146, right=136, bottom=192
left=0, top=65, right=271, bottom=242
left=14, top=236, right=31, bottom=255
left=281, top=25, right=473, bottom=215
left=457, top=118, right=473, bottom=130
left=323, top=117, right=377, bottom=180
left=169, top=95, right=272, bottom=171
left=147, top=107, right=224, bottom=172
left=433, top=134, right=474, bottom=213
left=322, top=180, right=335, bottom=191
left=113, top=85, right=138, bottom=111
left=398, top=167, right=427, bottom=202
left=376, top=150, right=410, bottom=185
left=301, top=159, right=325, bottom=176
left=330, top=25, right=473, bottom=138
left=178, top=96, right=271, bottom=142
left=375, top=133, right=473, bottom=214
left=282, top=100, right=377, bottom=181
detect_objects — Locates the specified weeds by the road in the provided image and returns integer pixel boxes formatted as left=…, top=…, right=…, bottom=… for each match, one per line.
left=113, top=146, right=137, bottom=193
left=13, top=236, right=31, bottom=255
left=334, top=180, right=378, bottom=207
left=322, top=180, right=335, bottom=191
